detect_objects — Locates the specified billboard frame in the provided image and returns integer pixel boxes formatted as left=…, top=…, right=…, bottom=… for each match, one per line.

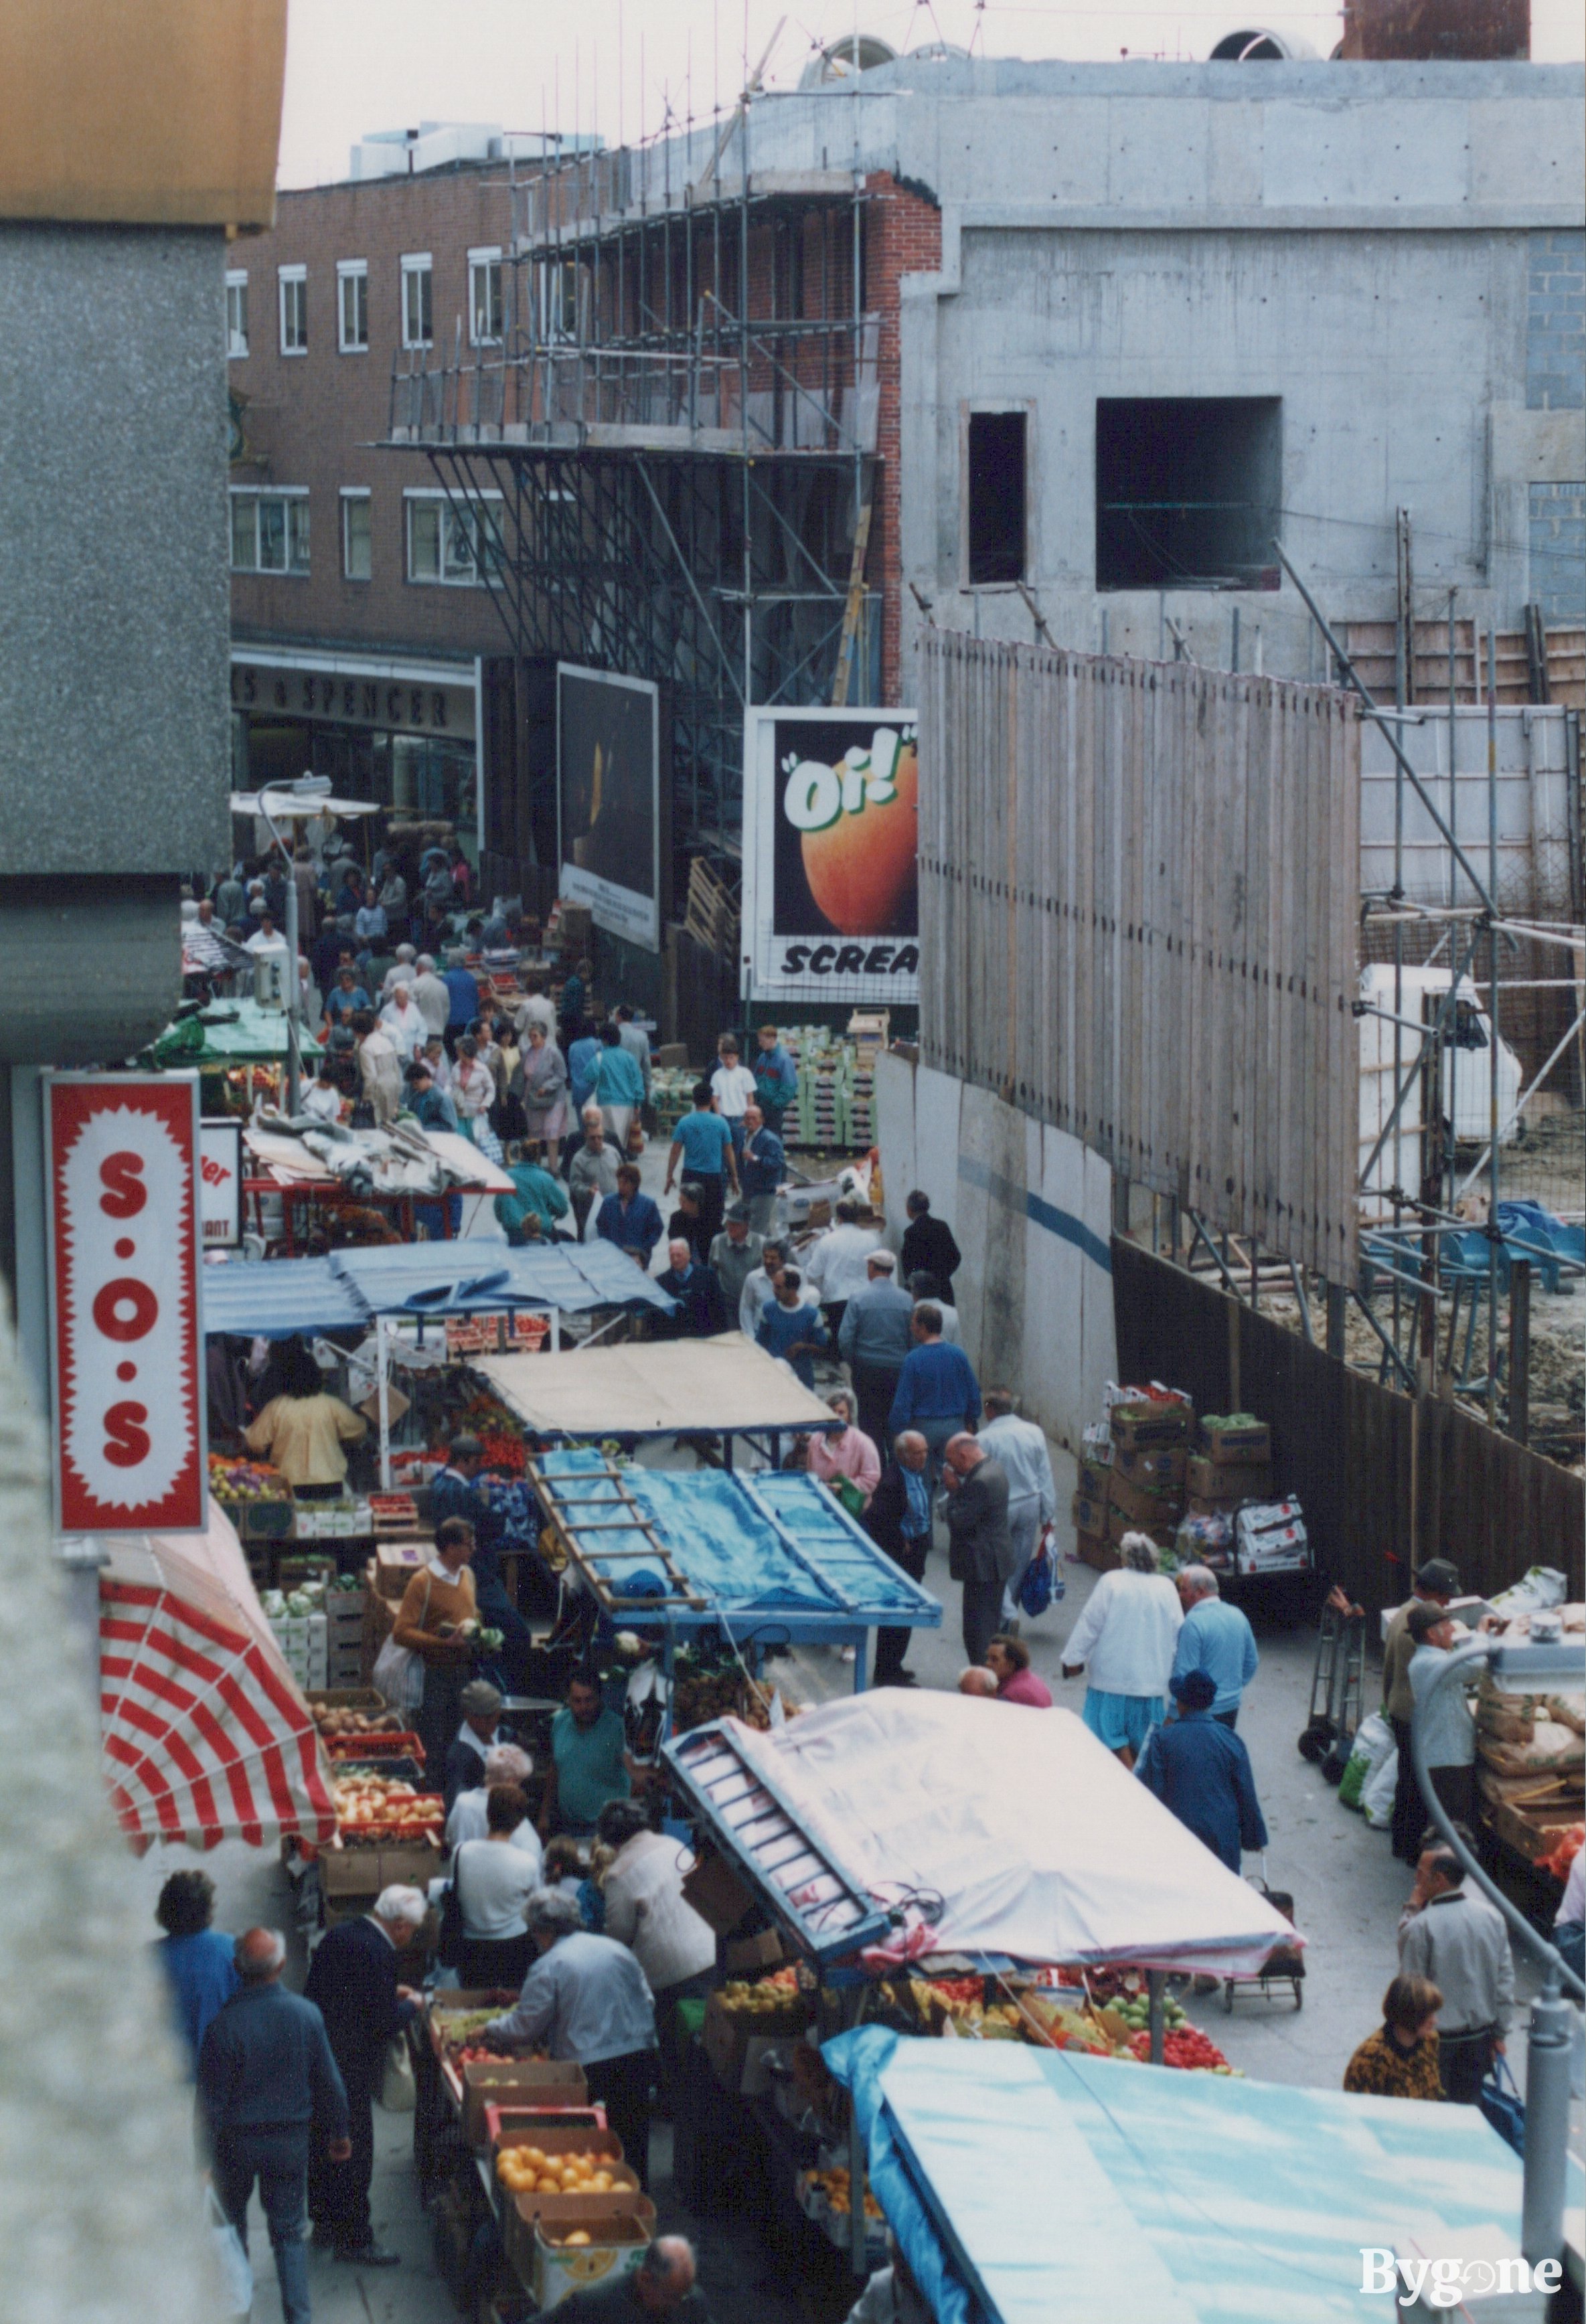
left=555, top=661, right=663, bottom=953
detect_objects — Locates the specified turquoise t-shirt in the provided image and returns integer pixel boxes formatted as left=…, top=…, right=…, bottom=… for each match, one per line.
left=672, top=1109, right=733, bottom=1177
left=551, top=1706, right=630, bottom=1829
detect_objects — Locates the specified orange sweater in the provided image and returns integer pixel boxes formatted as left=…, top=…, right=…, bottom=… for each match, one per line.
left=393, top=1565, right=477, bottom=1659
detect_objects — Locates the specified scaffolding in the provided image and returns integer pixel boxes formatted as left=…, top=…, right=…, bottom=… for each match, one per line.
left=382, top=121, right=882, bottom=856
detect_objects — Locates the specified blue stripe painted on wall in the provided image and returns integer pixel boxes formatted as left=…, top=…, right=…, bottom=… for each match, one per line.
left=957, top=1153, right=1113, bottom=1273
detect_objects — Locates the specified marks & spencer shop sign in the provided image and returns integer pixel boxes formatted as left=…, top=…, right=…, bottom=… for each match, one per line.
left=231, top=659, right=476, bottom=740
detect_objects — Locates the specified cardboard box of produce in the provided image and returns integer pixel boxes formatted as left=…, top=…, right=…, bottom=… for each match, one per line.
left=464, top=2060, right=587, bottom=2150
left=724, top=1927, right=785, bottom=1976
left=375, top=1541, right=429, bottom=1601
left=496, top=2127, right=633, bottom=2193
left=1107, top=1503, right=1176, bottom=1553
left=506, top=2193, right=655, bottom=2307
left=307, top=1688, right=386, bottom=1714
left=320, top=1837, right=441, bottom=1896
left=1186, top=1455, right=1273, bottom=1504
left=1111, top=1445, right=1187, bottom=1492
left=1106, top=1467, right=1185, bottom=1529
left=680, top=1848, right=752, bottom=1936
left=703, top=1985, right=808, bottom=2094
left=483, top=2103, right=608, bottom=2157
left=240, top=1499, right=297, bottom=1542
left=1196, top=1417, right=1272, bottom=1466
left=1072, top=1490, right=1108, bottom=1539
left=1077, top=1459, right=1112, bottom=1508
left=1109, top=1400, right=1193, bottom=1455
left=1076, top=1529, right=1119, bottom=1574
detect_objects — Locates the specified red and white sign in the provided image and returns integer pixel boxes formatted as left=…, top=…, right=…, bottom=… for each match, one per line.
left=200, top=1119, right=244, bottom=1248
left=46, top=1074, right=206, bottom=1534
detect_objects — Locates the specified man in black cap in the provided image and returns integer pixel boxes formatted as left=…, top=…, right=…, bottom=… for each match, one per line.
left=1382, top=1558, right=1461, bottom=1863
left=443, top=1679, right=516, bottom=1813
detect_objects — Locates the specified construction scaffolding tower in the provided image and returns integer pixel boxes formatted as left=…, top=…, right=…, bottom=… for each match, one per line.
left=382, top=124, right=880, bottom=863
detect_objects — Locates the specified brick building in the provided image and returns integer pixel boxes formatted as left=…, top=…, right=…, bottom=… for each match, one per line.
left=227, top=130, right=553, bottom=856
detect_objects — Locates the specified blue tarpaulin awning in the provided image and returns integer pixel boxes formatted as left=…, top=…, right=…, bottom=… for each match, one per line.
left=534, top=1448, right=942, bottom=1636
left=821, top=2030, right=1528, bottom=2324
left=201, top=1256, right=371, bottom=1340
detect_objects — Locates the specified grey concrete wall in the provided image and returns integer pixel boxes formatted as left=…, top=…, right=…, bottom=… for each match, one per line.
left=0, top=224, right=231, bottom=876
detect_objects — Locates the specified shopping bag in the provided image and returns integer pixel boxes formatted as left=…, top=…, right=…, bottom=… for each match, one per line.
left=1019, top=1526, right=1062, bottom=1618
left=205, top=2183, right=253, bottom=2319
left=1478, top=2052, right=1526, bottom=2155
left=380, top=2034, right=417, bottom=2112
left=1338, top=1711, right=1395, bottom=1812
left=1361, top=1744, right=1399, bottom=1830
left=372, top=1631, right=425, bottom=1711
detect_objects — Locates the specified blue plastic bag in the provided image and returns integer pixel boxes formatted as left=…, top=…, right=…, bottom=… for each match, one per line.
left=1477, top=2052, right=1525, bottom=2156
left=1019, top=1525, right=1064, bottom=1618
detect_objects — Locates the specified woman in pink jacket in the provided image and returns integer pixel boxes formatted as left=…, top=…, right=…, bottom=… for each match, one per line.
left=805, top=1388, right=881, bottom=1513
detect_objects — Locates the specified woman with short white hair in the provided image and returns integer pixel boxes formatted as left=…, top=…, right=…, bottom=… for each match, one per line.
left=1059, top=1531, right=1183, bottom=1769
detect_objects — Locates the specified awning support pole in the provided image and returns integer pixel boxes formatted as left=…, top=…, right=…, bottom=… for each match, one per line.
left=1147, top=1969, right=1166, bottom=2066
left=377, top=1317, right=392, bottom=1490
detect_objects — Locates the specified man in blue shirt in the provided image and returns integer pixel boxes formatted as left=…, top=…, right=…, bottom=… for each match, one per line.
left=1135, top=1668, right=1269, bottom=1872
left=665, top=1083, right=739, bottom=1248
left=1172, top=1567, right=1259, bottom=1728
left=752, top=1023, right=799, bottom=1133
left=839, top=1248, right=916, bottom=1454
left=887, top=1303, right=981, bottom=1481
left=595, top=1163, right=664, bottom=1263
left=442, top=960, right=481, bottom=1040
left=153, top=1870, right=238, bottom=2075
left=756, top=1266, right=829, bottom=1388
left=738, top=1100, right=785, bottom=1237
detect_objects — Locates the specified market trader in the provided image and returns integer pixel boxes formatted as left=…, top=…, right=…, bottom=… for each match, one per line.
left=199, top=1928, right=350, bottom=2324
left=430, top=1438, right=532, bottom=1695
left=1134, top=1668, right=1269, bottom=1873
left=941, top=1432, right=1014, bottom=1667
left=839, top=1250, right=916, bottom=1455
left=1172, top=1566, right=1259, bottom=1728
left=664, top=1082, right=740, bottom=1247
left=303, top=1886, right=428, bottom=2266
left=441, top=1674, right=516, bottom=1811
left=484, top=1890, right=658, bottom=2189
left=887, top=1305, right=981, bottom=1482
left=1380, top=1557, right=1462, bottom=1865
left=540, top=1666, right=632, bottom=1839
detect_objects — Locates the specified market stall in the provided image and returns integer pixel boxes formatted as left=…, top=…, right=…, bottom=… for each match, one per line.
left=820, top=2028, right=1528, bottom=2324
left=529, top=1447, right=941, bottom=1693
left=473, top=1333, right=844, bottom=1462
left=97, top=1501, right=338, bottom=1849
left=150, top=998, right=324, bottom=1118
left=240, top=1117, right=513, bottom=1250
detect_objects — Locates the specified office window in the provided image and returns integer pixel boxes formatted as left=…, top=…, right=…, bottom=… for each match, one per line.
left=469, top=248, right=505, bottom=344
left=278, top=266, right=307, bottom=355
left=337, top=261, right=368, bottom=353
left=534, top=258, right=586, bottom=342
left=1095, top=398, right=1282, bottom=590
left=401, top=254, right=433, bottom=349
left=405, top=492, right=501, bottom=586
left=230, top=489, right=310, bottom=574
left=226, top=269, right=249, bottom=359
left=967, top=410, right=1028, bottom=586
left=341, top=491, right=372, bottom=581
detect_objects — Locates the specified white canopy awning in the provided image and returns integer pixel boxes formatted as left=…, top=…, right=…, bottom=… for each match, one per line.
left=719, top=1689, right=1300, bottom=1975
left=475, top=1331, right=841, bottom=1438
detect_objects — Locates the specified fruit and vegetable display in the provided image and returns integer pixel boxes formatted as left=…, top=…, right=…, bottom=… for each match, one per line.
left=331, top=1772, right=444, bottom=1841
left=1537, top=1824, right=1583, bottom=1883
left=716, top=1967, right=807, bottom=2021
left=497, top=2146, right=626, bottom=2195
left=801, top=2167, right=884, bottom=2224
left=311, top=1705, right=407, bottom=1738
left=369, top=1492, right=421, bottom=1533
left=1128, top=2026, right=1235, bottom=2073
left=430, top=2007, right=505, bottom=2048
left=671, top=1657, right=791, bottom=1737
left=209, top=1455, right=289, bottom=1507
left=455, top=2044, right=518, bottom=2065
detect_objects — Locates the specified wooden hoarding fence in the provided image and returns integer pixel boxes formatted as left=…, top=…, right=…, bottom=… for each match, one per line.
left=919, top=633, right=1362, bottom=1282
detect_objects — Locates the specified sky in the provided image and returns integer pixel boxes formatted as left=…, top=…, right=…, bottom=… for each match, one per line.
left=275, top=0, right=1583, bottom=186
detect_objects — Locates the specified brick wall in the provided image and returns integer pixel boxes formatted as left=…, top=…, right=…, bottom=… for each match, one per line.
left=228, top=166, right=519, bottom=659
left=1526, top=229, right=1584, bottom=626
left=864, top=175, right=943, bottom=706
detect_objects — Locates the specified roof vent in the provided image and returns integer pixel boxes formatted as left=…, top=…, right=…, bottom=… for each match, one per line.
left=1209, top=25, right=1316, bottom=56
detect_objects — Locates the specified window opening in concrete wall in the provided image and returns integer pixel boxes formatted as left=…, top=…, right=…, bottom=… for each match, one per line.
left=1096, top=397, right=1281, bottom=590
left=278, top=266, right=307, bottom=356
left=341, top=491, right=372, bottom=582
left=226, top=270, right=248, bottom=359
left=967, top=410, right=1027, bottom=586
left=337, top=262, right=368, bottom=353
left=401, top=254, right=433, bottom=350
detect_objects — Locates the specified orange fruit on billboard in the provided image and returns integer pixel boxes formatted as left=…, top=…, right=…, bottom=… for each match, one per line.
left=799, top=741, right=918, bottom=936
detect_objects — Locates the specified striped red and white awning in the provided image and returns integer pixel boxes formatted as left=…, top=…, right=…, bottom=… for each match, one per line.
left=98, top=1505, right=337, bottom=1849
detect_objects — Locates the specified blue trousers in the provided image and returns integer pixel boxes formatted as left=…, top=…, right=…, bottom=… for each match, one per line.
left=214, top=2127, right=311, bottom=2324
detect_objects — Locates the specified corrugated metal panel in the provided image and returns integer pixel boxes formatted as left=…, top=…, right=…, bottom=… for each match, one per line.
left=202, top=1257, right=370, bottom=1339
left=329, top=1239, right=677, bottom=1317
left=920, top=635, right=1361, bottom=1281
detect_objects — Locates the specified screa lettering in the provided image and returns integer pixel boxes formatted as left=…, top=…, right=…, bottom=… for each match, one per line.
left=776, top=942, right=920, bottom=977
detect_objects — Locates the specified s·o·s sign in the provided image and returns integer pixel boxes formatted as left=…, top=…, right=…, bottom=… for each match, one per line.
left=45, top=1074, right=206, bottom=1533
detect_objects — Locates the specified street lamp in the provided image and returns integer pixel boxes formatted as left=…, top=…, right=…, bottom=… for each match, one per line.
left=1411, top=1635, right=1585, bottom=2268
left=254, top=772, right=331, bottom=1116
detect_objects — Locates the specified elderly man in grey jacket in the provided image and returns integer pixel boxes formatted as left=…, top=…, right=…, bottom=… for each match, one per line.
left=940, top=1432, right=1014, bottom=1666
